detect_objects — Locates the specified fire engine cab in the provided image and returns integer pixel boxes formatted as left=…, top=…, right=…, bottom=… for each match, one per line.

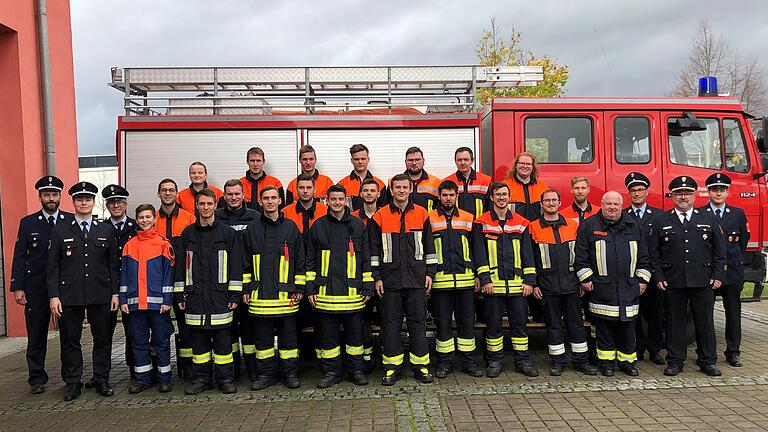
left=109, top=66, right=768, bottom=286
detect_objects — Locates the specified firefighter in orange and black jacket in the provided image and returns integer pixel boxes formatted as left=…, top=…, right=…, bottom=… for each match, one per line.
left=473, top=182, right=539, bottom=378
left=443, top=147, right=492, bottom=220
left=528, top=189, right=598, bottom=376
left=306, top=185, right=373, bottom=388
left=428, top=180, right=483, bottom=379
left=370, top=174, right=438, bottom=386
left=242, top=186, right=306, bottom=391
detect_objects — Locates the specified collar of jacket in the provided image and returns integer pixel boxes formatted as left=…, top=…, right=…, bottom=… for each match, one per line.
left=189, top=182, right=208, bottom=195
left=513, top=174, right=538, bottom=185
left=490, top=207, right=513, bottom=221
left=194, top=218, right=218, bottom=231
left=540, top=214, right=567, bottom=227
left=572, top=201, right=593, bottom=214
left=245, top=170, right=266, bottom=183
left=328, top=208, right=352, bottom=224
left=349, top=170, right=374, bottom=182
left=295, top=199, right=318, bottom=215
left=455, top=169, right=477, bottom=183
left=224, top=204, right=247, bottom=218
left=137, top=228, right=160, bottom=240
left=388, top=199, right=415, bottom=214
left=597, top=211, right=630, bottom=230
left=436, top=205, right=457, bottom=217
left=159, top=204, right=180, bottom=218
left=402, top=169, right=431, bottom=183
left=261, top=212, right=285, bottom=225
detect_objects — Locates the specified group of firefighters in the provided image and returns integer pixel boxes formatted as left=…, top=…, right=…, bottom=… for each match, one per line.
left=10, top=143, right=747, bottom=401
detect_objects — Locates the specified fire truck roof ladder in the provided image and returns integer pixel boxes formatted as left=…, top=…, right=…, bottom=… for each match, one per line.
left=109, top=65, right=544, bottom=115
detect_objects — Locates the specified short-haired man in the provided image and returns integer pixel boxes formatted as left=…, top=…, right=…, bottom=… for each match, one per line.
left=240, top=147, right=284, bottom=212
left=370, top=173, right=438, bottom=385
left=120, top=204, right=175, bottom=394
left=177, top=161, right=224, bottom=213
left=154, top=178, right=196, bottom=377
left=473, top=182, right=539, bottom=378
left=529, top=189, right=598, bottom=376
left=443, top=147, right=492, bottom=219
left=697, top=173, right=749, bottom=367
left=283, top=173, right=329, bottom=240
left=175, top=189, right=242, bottom=395
left=575, top=191, right=651, bottom=377
left=306, top=185, right=373, bottom=388
left=11, top=176, right=72, bottom=394
left=242, top=186, right=306, bottom=390
left=503, top=152, right=549, bottom=221
left=48, top=182, right=120, bottom=401
left=337, top=144, right=386, bottom=210
left=429, top=180, right=483, bottom=379
left=560, top=176, right=599, bottom=224
left=216, top=179, right=261, bottom=381
left=649, top=176, right=726, bottom=377
left=399, top=146, right=441, bottom=212
left=624, top=172, right=665, bottom=365
left=286, top=145, right=334, bottom=205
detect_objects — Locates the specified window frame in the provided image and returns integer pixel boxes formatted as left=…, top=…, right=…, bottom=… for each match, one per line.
left=666, top=116, right=723, bottom=171
left=722, top=117, right=751, bottom=173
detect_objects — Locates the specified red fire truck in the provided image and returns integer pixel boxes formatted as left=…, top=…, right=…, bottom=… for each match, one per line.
left=110, top=66, right=768, bottom=288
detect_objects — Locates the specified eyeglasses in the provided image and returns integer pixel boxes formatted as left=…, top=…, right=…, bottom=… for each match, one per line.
left=517, top=162, right=533, bottom=167
left=406, top=159, right=423, bottom=164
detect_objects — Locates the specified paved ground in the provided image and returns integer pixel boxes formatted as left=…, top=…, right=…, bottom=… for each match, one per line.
left=0, top=299, right=767, bottom=431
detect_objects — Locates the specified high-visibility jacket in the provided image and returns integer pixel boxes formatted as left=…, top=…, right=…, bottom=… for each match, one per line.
left=428, top=207, right=476, bottom=289
left=306, top=210, right=374, bottom=313
left=176, top=183, right=224, bottom=214
left=472, top=209, right=536, bottom=296
left=502, top=175, right=549, bottom=221
left=240, top=171, right=284, bottom=212
left=337, top=170, right=387, bottom=210
left=369, top=201, right=438, bottom=289
left=351, top=207, right=378, bottom=227
left=120, top=229, right=175, bottom=311
left=528, top=215, right=579, bottom=296
left=285, top=170, right=334, bottom=205
left=387, top=170, right=441, bottom=212
left=560, top=202, right=599, bottom=225
left=155, top=205, right=196, bottom=241
left=173, top=220, right=243, bottom=329
left=574, top=213, right=652, bottom=321
left=444, top=169, right=492, bottom=220
left=242, top=213, right=306, bottom=317
left=282, top=200, right=328, bottom=234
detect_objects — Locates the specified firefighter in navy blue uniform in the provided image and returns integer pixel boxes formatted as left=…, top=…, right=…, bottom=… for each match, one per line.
left=242, top=186, right=306, bottom=391
left=306, top=185, right=373, bottom=388
left=649, top=176, right=726, bottom=377
left=174, top=189, right=242, bottom=395
left=529, top=189, right=598, bottom=376
left=216, top=179, right=261, bottom=381
left=443, top=147, right=492, bottom=220
left=47, top=182, right=120, bottom=401
left=101, top=184, right=140, bottom=383
left=697, top=173, right=748, bottom=367
left=428, top=180, right=483, bottom=379
left=472, top=181, right=539, bottom=378
left=624, top=172, right=665, bottom=365
left=370, top=174, right=438, bottom=386
left=574, top=191, right=652, bottom=377
left=11, top=176, right=72, bottom=394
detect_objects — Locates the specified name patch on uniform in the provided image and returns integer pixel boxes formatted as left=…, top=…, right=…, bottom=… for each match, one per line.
left=63, top=238, right=74, bottom=243
left=97, top=237, right=107, bottom=241
left=592, top=231, right=608, bottom=236
left=662, top=226, right=672, bottom=231
left=696, top=224, right=710, bottom=228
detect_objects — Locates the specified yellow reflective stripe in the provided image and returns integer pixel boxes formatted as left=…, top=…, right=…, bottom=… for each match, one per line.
left=295, top=274, right=306, bottom=286
left=636, top=269, right=651, bottom=283
left=461, top=236, right=470, bottom=262
left=193, top=352, right=211, bottom=364
left=596, top=349, right=616, bottom=360
left=318, top=346, right=341, bottom=359
left=280, top=349, right=299, bottom=359
left=347, top=251, right=356, bottom=279
left=629, top=240, right=638, bottom=277
left=179, top=348, right=193, bottom=358
left=255, top=254, right=261, bottom=281
left=214, top=353, right=234, bottom=365
left=596, top=240, right=607, bottom=276
left=185, top=314, right=204, bottom=326
left=486, top=336, right=504, bottom=352
left=362, top=271, right=374, bottom=282
left=512, top=238, right=521, bottom=269
left=436, top=338, right=455, bottom=353
left=523, top=267, right=536, bottom=275
left=210, top=313, right=234, bottom=326
left=382, top=353, right=404, bottom=365
left=218, top=250, right=227, bottom=284
left=617, top=351, right=637, bottom=363
left=382, top=233, right=392, bottom=263
left=346, top=345, right=364, bottom=355
left=279, top=255, right=289, bottom=284
left=173, top=281, right=185, bottom=293
left=456, top=337, right=476, bottom=352
left=577, top=268, right=593, bottom=282
left=229, top=281, right=243, bottom=292
left=242, top=344, right=257, bottom=355
left=476, top=265, right=490, bottom=275
left=306, top=270, right=316, bottom=282
left=185, top=251, right=194, bottom=285
left=255, top=347, right=275, bottom=359
left=539, top=244, right=551, bottom=269
left=568, top=241, right=576, bottom=267
left=589, top=302, right=621, bottom=318
left=511, top=336, right=528, bottom=351
left=409, top=352, right=430, bottom=365
left=435, top=237, right=443, bottom=265
left=320, top=250, right=330, bottom=277
left=243, top=273, right=252, bottom=284
left=475, top=198, right=483, bottom=219
left=232, top=342, right=240, bottom=352
left=487, top=239, right=498, bottom=269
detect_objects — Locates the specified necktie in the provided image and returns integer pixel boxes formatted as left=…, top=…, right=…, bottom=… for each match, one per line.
left=48, top=215, right=55, bottom=229
left=635, top=209, right=642, bottom=220
left=682, top=213, right=689, bottom=228
left=116, top=221, right=124, bottom=232
left=81, top=221, right=89, bottom=238
left=715, top=208, right=722, bottom=220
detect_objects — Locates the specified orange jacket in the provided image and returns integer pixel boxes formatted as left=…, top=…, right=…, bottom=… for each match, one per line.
left=176, top=183, right=223, bottom=214
left=559, top=202, right=599, bottom=225
left=282, top=200, right=328, bottom=234
left=444, top=169, right=492, bottom=220
left=240, top=171, right=284, bottom=211
left=155, top=205, right=196, bottom=240
left=528, top=215, right=580, bottom=295
left=286, top=171, right=334, bottom=205
left=502, top=175, right=549, bottom=221
left=337, top=171, right=386, bottom=210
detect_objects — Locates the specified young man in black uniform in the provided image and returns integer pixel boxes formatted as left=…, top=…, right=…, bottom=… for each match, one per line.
left=623, top=172, right=665, bottom=365
left=697, top=173, right=749, bottom=367
left=648, top=176, right=726, bottom=377
left=102, top=184, right=139, bottom=383
left=11, top=176, right=72, bottom=394
left=216, top=179, right=261, bottom=381
left=306, top=185, right=373, bottom=388
left=47, top=182, right=120, bottom=401
left=175, top=189, right=242, bottom=395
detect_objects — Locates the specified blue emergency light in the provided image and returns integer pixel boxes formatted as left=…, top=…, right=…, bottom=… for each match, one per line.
left=698, top=76, right=718, bottom=97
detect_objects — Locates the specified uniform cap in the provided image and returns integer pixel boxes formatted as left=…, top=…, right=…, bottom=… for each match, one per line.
left=101, top=184, right=129, bottom=200
left=704, top=173, right=731, bottom=189
left=668, top=176, right=698, bottom=193
left=624, top=172, right=650, bottom=189
left=34, top=176, right=63, bottom=192
left=68, top=181, right=98, bottom=197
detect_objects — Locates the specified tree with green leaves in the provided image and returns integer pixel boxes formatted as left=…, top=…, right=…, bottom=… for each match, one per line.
left=475, top=17, right=569, bottom=105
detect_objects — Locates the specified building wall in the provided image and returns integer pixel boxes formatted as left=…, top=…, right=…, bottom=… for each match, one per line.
left=79, top=166, right=118, bottom=220
left=0, top=0, right=79, bottom=336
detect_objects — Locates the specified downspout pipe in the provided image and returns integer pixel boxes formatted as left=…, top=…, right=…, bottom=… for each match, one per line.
left=36, top=0, right=56, bottom=175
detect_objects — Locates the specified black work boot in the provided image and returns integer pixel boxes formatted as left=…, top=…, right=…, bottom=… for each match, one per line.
left=317, top=373, right=343, bottom=389
left=515, top=360, right=539, bottom=377
left=184, top=380, right=213, bottom=395
left=218, top=379, right=237, bottom=394
left=250, top=375, right=278, bottom=391
left=486, top=361, right=503, bottom=378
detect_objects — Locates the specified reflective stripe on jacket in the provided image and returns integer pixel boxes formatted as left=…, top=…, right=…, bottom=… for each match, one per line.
left=428, top=207, right=475, bottom=289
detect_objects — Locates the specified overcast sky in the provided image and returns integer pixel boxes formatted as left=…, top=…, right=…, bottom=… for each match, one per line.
left=70, top=0, right=768, bottom=156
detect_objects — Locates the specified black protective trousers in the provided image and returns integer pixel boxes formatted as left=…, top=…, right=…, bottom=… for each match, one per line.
left=189, top=326, right=234, bottom=385
left=381, top=288, right=430, bottom=371
left=431, top=289, right=477, bottom=370
left=594, top=318, right=636, bottom=368
left=541, top=293, right=589, bottom=367
left=484, top=295, right=529, bottom=363
left=316, top=311, right=365, bottom=376
left=252, top=315, right=299, bottom=377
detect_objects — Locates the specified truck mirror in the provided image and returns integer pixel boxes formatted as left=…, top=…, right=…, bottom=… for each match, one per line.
left=670, top=112, right=707, bottom=134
